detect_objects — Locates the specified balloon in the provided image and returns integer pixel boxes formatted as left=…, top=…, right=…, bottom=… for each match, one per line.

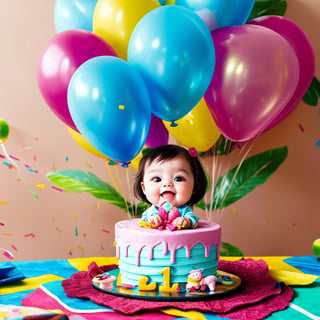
left=93, top=0, right=160, bottom=60
left=248, top=15, right=315, bottom=131
left=164, top=98, right=220, bottom=152
left=37, top=29, right=117, bottom=132
left=67, top=127, right=107, bottom=159
left=54, top=0, right=98, bottom=33
left=128, top=5, right=215, bottom=123
left=175, top=0, right=255, bottom=31
left=146, top=114, right=169, bottom=148
left=0, top=119, right=10, bottom=143
left=204, top=24, right=300, bottom=142
left=67, top=56, right=151, bottom=163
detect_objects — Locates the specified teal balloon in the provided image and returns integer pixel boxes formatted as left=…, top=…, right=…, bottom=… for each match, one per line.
left=68, top=56, right=151, bottom=163
left=54, top=0, right=98, bottom=33
left=127, top=5, right=215, bottom=122
left=175, top=0, right=255, bottom=30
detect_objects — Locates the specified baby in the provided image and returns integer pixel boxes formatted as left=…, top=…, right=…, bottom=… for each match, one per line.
left=134, top=145, right=207, bottom=230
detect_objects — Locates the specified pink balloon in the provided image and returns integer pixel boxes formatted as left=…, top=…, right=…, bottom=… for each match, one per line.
left=37, top=30, right=117, bottom=131
left=146, top=114, right=169, bottom=148
left=248, top=15, right=315, bottom=131
left=204, top=24, right=299, bottom=142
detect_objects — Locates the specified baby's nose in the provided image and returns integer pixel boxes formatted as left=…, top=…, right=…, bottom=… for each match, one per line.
left=163, top=180, right=173, bottom=187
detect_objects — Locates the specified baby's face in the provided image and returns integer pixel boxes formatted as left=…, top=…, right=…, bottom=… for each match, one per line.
left=141, top=155, right=194, bottom=208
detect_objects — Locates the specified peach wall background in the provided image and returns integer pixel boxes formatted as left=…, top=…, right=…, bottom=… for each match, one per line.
left=0, top=0, right=319, bottom=261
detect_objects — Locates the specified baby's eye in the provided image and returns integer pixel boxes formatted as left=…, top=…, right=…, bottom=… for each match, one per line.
left=152, top=177, right=161, bottom=182
left=174, top=176, right=185, bottom=182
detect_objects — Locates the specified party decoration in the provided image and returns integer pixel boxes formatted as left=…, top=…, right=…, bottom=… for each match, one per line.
left=145, top=115, right=169, bottom=148
left=312, top=239, right=320, bottom=258
left=248, top=15, right=315, bottom=131
left=204, top=24, right=299, bottom=142
left=37, top=29, right=117, bottom=132
left=67, top=56, right=151, bottom=163
left=0, top=119, right=10, bottom=143
left=163, top=98, right=220, bottom=152
left=93, top=0, right=160, bottom=60
left=54, top=0, right=98, bottom=33
left=67, top=127, right=107, bottom=159
left=175, top=0, right=255, bottom=30
left=128, top=5, right=215, bottom=123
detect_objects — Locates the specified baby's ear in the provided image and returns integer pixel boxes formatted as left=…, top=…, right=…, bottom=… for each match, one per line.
left=141, top=181, right=146, bottom=194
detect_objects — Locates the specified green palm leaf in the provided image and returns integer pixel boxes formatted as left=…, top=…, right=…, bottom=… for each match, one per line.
left=248, top=0, right=287, bottom=20
left=197, top=146, right=288, bottom=210
left=47, top=170, right=131, bottom=212
left=303, top=76, right=320, bottom=106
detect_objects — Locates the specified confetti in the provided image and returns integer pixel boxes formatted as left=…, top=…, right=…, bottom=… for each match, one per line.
left=36, top=183, right=46, bottom=189
left=0, top=201, right=8, bottom=204
left=75, top=226, right=78, bottom=236
left=33, top=155, right=37, bottom=161
left=1, top=248, right=14, bottom=260
left=0, top=222, right=4, bottom=226
left=51, top=186, right=64, bottom=192
left=71, top=214, right=77, bottom=220
left=56, top=227, right=62, bottom=232
left=10, top=155, right=20, bottom=161
left=0, top=154, right=5, bottom=159
left=24, top=233, right=35, bottom=238
left=84, top=163, right=93, bottom=168
left=68, top=248, right=73, bottom=256
left=316, top=140, right=320, bottom=147
left=3, top=161, right=16, bottom=169
left=25, top=164, right=38, bottom=173
left=11, top=245, right=18, bottom=251
left=102, top=229, right=110, bottom=233
left=65, top=156, right=69, bottom=162
left=83, top=233, right=87, bottom=237
left=28, top=189, right=39, bottom=199
left=2, top=232, right=12, bottom=236
left=298, top=124, right=304, bottom=132
left=95, top=203, right=100, bottom=209
left=119, top=105, right=125, bottom=110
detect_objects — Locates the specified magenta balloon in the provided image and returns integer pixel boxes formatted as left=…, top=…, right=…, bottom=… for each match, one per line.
left=145, top=114, right=169, bottom=148
left=204, top=24, right=299, bottom=142
left=37, top=30, right=117, bottom=131
left=248, top=15, right=315, bottom=131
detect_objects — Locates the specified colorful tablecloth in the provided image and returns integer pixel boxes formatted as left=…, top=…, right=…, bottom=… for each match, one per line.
left=0, top=256, right=319, bottom=319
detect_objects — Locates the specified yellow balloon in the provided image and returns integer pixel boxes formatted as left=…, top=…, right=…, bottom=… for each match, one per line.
left=164, top=98, right=220, bottom=152
left=129, top=149, right=144, bottom=171
left=67, top=127, right=108, bottom=159
left=93, top=0, right=160, bottom=60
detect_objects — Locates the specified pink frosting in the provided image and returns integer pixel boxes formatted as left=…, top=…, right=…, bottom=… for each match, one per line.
left=115, top=219, right=221, bottom=266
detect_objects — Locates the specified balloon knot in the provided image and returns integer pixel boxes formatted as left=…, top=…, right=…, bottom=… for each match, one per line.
left=170, top=121, right=178, bottom=127
left=121, top=162, right=130, bottom=168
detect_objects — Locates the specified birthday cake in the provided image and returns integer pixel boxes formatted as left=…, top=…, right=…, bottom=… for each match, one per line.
left=115, top=218, right=221, bottom=292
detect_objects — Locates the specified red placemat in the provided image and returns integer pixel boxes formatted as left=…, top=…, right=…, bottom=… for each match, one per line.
left=62, top=259, right=293, bottom=320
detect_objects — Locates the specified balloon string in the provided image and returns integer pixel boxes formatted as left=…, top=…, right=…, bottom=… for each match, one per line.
left=215, top=139, right=255, bottom=219
left=105, top=161, right=119, bottom=193
left=0, top=142, right=20, bottom=170
left=114, top=165, right=131, bottom=219
left=124, top=166, right=136, bottom=218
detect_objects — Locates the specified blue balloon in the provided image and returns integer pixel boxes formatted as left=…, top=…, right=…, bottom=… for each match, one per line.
left=175, top=0, right=255, bottom=30
left=68, top=56, right=151, bottom=163
left=127, top=5, right=215, bottom=123
left=54, top=0, right=98, bottom=33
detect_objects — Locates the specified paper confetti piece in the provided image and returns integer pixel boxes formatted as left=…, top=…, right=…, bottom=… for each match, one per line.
left=51, top=186, right=64, bottom=192
left=2, top=232, right=12, bottom=236
left=298, top=124, right=304, bottom=132
left=83, top=233, right=86, bottom=237
left=28, top=189, right=39, bottom=199
left=0, top=222, right=4, bottom=226
left=33, top=155, right=37, bottom=161
left=102, top=229, right=110, bottom=234
left=24, top=233, right=35, bottom=238
left=0, top=154, right=5, bottom=159
left=119, top=105, right=125, bottom=110
left=10, top=155, right=20, bottom=161
left=25, top=164, right=38, bottom=173
left=68, top=248, right=73, bottom=256
left=84, top=163, right=93, bottom=168
left=71, top=214, right=77, bottom=220
left=316, top=140, right=320, bottom=147
left=65, top=156, right=69, bottom=162
left=11, top=245, right=18, bottom=251
left=95, top=203, right=100, bottom=209
left=36, top=183, right=46, bottom=189
left=75, top=226, right=78, bottom=236
left=56, top=227, right=62, bottom=232
left=1, top=248, right=14, bottom=260
left=0, top=201, right=8, bottom=204
left=3, top=161, right=16, bottom=169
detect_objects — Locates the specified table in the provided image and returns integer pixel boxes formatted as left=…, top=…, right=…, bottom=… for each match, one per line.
left=1, top=256, right=319, bottom=319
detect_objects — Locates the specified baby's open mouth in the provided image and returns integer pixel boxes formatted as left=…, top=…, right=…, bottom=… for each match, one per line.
left=161, top=191, right=175, bottom=201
